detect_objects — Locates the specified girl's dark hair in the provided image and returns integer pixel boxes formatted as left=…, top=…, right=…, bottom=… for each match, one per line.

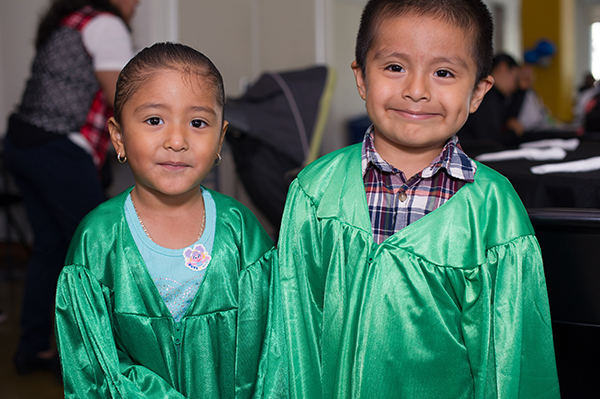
left=355, top=0, right=494, bottom=86
left=114, top=42, right=225, bottom=125
left=36, top=0, right=126, bottom=50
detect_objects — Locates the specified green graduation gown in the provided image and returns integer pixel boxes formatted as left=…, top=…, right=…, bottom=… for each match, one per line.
left=55, top=188, right=286, bottom=398
left=278, top=144, right=559, bottom=398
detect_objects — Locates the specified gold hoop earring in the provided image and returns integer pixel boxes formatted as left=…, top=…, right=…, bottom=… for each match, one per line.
left=117, top=152, right=127, bottom=164
left=214, top=153, right=222, bottom=166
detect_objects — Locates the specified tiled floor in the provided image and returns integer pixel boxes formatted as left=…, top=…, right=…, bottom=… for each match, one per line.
left=0, top=244, right=64, bottom=399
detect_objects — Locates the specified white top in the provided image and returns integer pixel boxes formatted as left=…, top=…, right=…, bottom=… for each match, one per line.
left=69, top=13, right=134, bottom=154
left=81, top=14, right=134, bottom=72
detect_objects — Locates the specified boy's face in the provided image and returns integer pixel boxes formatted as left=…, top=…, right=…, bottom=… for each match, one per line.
left=352, top=14, right=493, bottom=164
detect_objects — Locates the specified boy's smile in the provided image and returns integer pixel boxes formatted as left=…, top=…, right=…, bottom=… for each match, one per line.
left=352, top=14, right=492, bottom=173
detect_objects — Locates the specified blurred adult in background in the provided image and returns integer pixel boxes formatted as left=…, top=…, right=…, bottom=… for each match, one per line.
left=3, top=0, right=137, bottom=377
left=458, top=53, right=521, bottom=155
left=506, top=64, right=557, bottom=134
left=582, top=90, right=600, bottom=132
left=574, top=72, right=600, bottom=130
left=578, top=72, right=596, bottom=93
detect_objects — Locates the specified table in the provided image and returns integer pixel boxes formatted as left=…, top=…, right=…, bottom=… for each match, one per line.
left=477, top=134, right=600, bottom=209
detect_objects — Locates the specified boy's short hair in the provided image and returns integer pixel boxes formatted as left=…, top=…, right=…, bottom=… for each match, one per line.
left=355, top=0, right=494, bottom=85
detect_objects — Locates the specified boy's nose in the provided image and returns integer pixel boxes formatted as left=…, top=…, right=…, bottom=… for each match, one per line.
left=402, top=73, right=430, bottom=102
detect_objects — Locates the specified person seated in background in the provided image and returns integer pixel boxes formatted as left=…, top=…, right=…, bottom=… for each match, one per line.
left=506, top=63, right=558, bottom=134
left=578, top=72, right=596, bottom=93
left=574, top=72, right=600, bottom=130
left=458, top=53, right=521, bottom=155
left=582, top=89, right=600, bottom=132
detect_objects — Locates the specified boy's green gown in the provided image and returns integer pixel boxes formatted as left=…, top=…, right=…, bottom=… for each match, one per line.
left=55, top=188, right=286, bottom=398
left=278, top=144, right=560, bottom=398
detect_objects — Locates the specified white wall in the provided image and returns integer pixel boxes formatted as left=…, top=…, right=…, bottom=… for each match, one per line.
left=0, top=0, right=46, bottom=131
left=575, top=0, right=598, bottom=91
left=484, top=0, right=523, bottom=59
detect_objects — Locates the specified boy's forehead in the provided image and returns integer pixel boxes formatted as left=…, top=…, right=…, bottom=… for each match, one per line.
left=368, top=13, right=477, bottom=65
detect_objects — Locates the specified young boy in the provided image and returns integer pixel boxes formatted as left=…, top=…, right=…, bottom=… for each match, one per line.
left=278, top=0, right=559, bottom=398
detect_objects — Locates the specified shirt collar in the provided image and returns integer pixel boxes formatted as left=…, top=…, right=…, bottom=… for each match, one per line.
left=361, top=125, right=476, bottom=182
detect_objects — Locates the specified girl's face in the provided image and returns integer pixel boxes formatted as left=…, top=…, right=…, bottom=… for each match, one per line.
left=109, top=69, right=228, bottom=200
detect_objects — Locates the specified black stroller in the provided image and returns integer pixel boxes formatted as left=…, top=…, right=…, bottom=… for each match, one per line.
left=225, top=65, right=335, bottom=232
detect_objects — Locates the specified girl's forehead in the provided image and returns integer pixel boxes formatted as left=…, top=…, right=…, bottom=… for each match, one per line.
left=123, top=68, right=222, bottom=114
left=139, top=69, right=218, bottom=98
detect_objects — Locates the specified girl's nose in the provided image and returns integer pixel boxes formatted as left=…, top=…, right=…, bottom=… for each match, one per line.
left=164, top=125, right=189, bottom=151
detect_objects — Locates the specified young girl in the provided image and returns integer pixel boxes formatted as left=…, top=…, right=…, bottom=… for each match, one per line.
left=55, top=42, right=285, bottom=398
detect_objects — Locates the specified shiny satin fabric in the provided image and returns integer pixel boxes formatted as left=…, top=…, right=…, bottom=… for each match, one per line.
left=55, top=187, right=287, bottom=398
left=278, top=144, right=559, bottom=398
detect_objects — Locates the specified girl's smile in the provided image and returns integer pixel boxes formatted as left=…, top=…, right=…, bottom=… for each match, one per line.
left=109, top=69, right=228, bottom=201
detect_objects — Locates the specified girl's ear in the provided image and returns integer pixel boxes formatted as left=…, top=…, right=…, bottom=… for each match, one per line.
left=108, top=117, right=125, bottom=157
left=216, top=120, right=229, bottom=156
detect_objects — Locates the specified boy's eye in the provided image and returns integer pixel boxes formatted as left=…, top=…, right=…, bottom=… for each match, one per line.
left=386, top=64, right=405, bottom=73
left=145, top=117, right=163, bottom=126
left=190, top=119, right=207, bottom=128
left=434, top=69, right=454, bottom=78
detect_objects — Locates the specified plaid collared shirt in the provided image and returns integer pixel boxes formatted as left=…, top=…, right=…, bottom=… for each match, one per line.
left=362, top=126, right=477, bottom=244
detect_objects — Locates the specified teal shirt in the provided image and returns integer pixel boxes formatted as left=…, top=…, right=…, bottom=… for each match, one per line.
left=125, top=188, right=216, bottom=322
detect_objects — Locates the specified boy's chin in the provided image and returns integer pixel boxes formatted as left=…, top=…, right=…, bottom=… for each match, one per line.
left=372, top=129, right=453, bottom=154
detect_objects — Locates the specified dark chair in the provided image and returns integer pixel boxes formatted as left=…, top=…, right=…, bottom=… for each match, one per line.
left=225, top=66, right=336, bottom=232
left=528, top=208, right=600, bottom=398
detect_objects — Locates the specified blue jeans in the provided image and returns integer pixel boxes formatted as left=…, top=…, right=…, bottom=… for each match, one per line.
left=3, top=135, right=105, bottom=356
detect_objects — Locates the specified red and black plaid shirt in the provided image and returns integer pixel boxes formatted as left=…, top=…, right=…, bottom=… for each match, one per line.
left=362, top=126, right=477, bottom=244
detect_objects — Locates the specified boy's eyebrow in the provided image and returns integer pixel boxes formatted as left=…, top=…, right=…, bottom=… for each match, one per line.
left=134, top=103, right=217, bottom=116
left=373, top=51, right=470, bottom=69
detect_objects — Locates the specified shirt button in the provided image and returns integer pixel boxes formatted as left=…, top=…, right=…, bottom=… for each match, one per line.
left=398, top=192, right=407, bottom=202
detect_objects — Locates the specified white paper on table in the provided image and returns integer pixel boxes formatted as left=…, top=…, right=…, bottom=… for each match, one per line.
left=530, top=156, right=600, bottom=174
left=519, top=138, right=580, bottom=151
left=475, top=147, right=567, bottom=162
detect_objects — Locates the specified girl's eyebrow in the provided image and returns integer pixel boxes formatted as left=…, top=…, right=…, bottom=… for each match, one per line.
left=134, top=103, right=217, bottom=116
left=190, top=106, right=217, bottom=115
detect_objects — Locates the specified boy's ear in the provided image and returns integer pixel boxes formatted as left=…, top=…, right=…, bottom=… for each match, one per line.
left=351, top=60, right=367, bottom=101
left=469, top=75, right=494, bottom=113
left=108, top=117, right=125, bottom=157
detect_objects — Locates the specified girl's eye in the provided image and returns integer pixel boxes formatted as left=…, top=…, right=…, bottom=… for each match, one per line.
left=434, top=69, right=454, bottom=78
left=190, top=119, right=207, bottom=128
left=145, top=117, right=163, bottom=126
left=386, top=64, right=405, bottom=73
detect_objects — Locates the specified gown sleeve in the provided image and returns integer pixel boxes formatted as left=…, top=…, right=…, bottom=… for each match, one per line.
left=277, top=180, right=324, bottom=399
left=236, top=247, right=288, bottom=399
left=458, top=235, right=559, bottom=398
left=55, top=265, right=187, bottom=399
